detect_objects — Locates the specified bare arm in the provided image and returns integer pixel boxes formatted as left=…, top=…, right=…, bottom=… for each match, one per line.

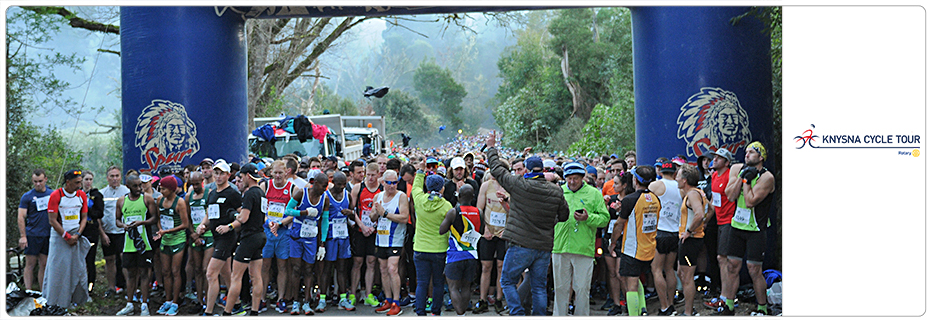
left=725, top=163, right=744, bottom=202
left=115, top=197, right=126, bottom=229
left=18, top=208, right=27, bottom=247
left=686, top=190, right=707, bottom=233
left=389, top=193, right=410, bottom=224
left=438, top=207, right=458, bottom=234
left=742, top=172, right=775, bottom=207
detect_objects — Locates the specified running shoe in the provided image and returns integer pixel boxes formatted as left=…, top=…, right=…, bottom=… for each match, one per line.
left=258, top=300, right=267, bottom=313
left=493, top=300, right=504, bottom=314
left=140, top=303, right=150, bottom=316
left=156, top=301, right=171, bottom=315
left=645, top=290, right=658, bottom=300
left=302, top=302, right=315, bottom=315
left=185, top=291, right=198, bottom=301
left=338, top=298, right=356, bottom=311
left=712, top=306, right=735, bottom=316
left=376, top=301, right=392, bottom=313
left=675, top=310, right=699, bottom=316
left=425, top=297, right=433, bottom=311
left=601, top=299, right=615, bottom=311
left=658, top=305, right=677, bottom=316
left=704, top=297, right=726, bottom=309
left=750, top=306, right=769, bottom=316
left=473, top=300, right=488, bottom=314
left=607, top=304, right=626, bottom=316
left=276, top=300, right=287, bottom=313
left=675, top=290, right=686, bottom=304
left=116, top=303, right=135, bottom=315
left=104, top=288, right=118, bottom=299
left=291, top=301, right=301, bottom=315
left=387, top=302, right=403, bottom=316
left=397, top=295, right=414, bottom=308
left=315, top=299, right=327, bottom=313
left=364, top=294, right=380, bottom=307
left=568, top=303, right=575, bottom=315
left=165, top=303, right=179, bottom=316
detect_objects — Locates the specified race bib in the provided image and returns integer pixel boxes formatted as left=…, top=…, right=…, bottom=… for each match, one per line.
left=361, top=211, right=376, bottom=229
left=61, top=206, right=80, bottom=230
left=124, top=215, right=144, bottom=234
left=35, top=196, right=50, bottom=212
left=191, top=206, right=206, bottom=225
left=488, top=211, right=507, bottom=227
left=642, top=212, right=657, bottom=233
left=660, top=201, right=679, bottom=221
left=208, top=204, right=220, bottom=219
left=160, top=214, right=174, bottom=231
left=300, top=219, right=318, bottom=238
left=712, top=192, right=722, bottom=207
left=460, top=229, right=481, bottom=245
left=267, top=202, right=285, bottom=223
left=377, top=217, right=391, bottom=235
left=261, top=197, right=269, bottom=214
left=607, top=219, right=617, bottom=234
left=733, top=207, right=752, bottom=225
left=331, top=218, right=349, bottom=238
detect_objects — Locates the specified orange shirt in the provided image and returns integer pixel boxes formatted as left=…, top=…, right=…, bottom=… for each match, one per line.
left=602, top=179, right=618, bottom=198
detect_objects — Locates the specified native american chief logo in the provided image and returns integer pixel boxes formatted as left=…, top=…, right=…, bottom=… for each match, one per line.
left=134, top=99, right=200, bottom=173
left=676, top=87, right=752, bottom=158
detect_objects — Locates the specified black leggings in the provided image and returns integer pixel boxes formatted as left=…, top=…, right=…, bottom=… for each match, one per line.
left=84, top=222, right=100, bottom=288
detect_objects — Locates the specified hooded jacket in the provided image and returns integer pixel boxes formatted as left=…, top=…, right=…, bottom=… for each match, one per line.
left=553, top=182, right=610, bottom=257
left=412, top=172, right=452, bottom=253
left=487, top=147, right=569, bottom=251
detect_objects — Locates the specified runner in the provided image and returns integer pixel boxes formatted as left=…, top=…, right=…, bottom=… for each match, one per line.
left=197, top=161, right=240, bottom=316
left=474, top=161, right=509, bottom=314
left=222, top=163, right=268, bottom=316
left=185, top=172, right=214, bottom=312
left=439, top=184, right=482, bottom=316
left=552, top=162, right=610, bottom=316
left=82, top=171, right=106, bottom=293
left=349, top=163, right=383, bottom=308
left=115, top=174, right=159, bottom=316
left=371, top=169, right=409, bottom=316
left=152, top=176, right=190, bottom=316
left=260, top=160, right=295, bottom=313
left=443, top=156, right=480, bottom=207
left=602, top=172, right=634, bottom=315
left=675, top=164, right=709, bottom=317
left=410, top=158, right=451, bottom=316
left=321, top=172, right=356, bottom=312
left=284, top=171, right=329, bottom=315
left=101, top=166, right=130, bottom=298
left=42, top=169, right=91, bottom=307
left=704, top=148, right=736, bottom=311
left=648, top=160, right=683, bottom=315
left=609, top=165, right=660, bottom=317
left=17, top=169, right=53, bottom=291
left=717, top=142, right=775, bottom=316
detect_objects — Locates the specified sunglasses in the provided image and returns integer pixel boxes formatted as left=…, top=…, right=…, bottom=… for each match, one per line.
left=384, top=180, right=399, bottom=185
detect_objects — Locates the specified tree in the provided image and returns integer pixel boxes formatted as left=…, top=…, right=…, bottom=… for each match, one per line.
left=372, top=90, right=436, bottom=146
left=412, top=60, right=467, bottom=130
left=6, top=7, right=86, bottom=247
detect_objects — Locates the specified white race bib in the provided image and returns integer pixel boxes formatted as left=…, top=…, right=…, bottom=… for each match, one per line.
left=377, top=217, right=391, bottom=236
left=124, top=215, right=144, bottom=235
left=300, top=219, right=318, bottom=238
left=733, top=207, right=752, bottom=225
left=261, top=197, right=269, bottom=214
left=361, top=211, right=376, bottom=229
left=331, top=218, right=349, bottom=238
left=208, top=204, right=220, bottom=219
left=191, top=206, right=206, bottom=225
left=712, top=192, right=722, bottom=207
left=460, top=229, right=481, bottom=246
left=661, top=201, right=679, bottom=221
left=35, top=196, right=50, bottom=212
left=642, top=212, right=657, bottom=233
left=160, top=214, right=174, bottom=231
left=488, top=211, right=507, bottom=227
left=61, top=206, right=81, bottom=230
left=607, top=219, right=617, bottom=234
left=267, top=202, right=285, bottom=223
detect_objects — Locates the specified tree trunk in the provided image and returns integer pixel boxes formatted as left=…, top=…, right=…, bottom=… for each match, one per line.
left=560, top=45, right=583, bottom=118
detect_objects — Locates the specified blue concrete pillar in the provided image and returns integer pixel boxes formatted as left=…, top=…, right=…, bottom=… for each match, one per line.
left=121, top=7, right=247, bottom=174
left=630, top=7, right=772, bottom=167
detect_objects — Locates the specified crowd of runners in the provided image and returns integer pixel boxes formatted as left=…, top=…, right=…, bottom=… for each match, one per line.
left=16, top=131, right=776, bottom=316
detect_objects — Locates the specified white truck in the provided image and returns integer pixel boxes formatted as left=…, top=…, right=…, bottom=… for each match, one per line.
left=340, top=116, right=387, bottom=160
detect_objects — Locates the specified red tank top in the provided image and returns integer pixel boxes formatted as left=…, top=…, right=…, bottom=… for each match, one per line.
left=358, top=184, right=381, bottom=231
left=459, top=205, right=482, bottom=229
left=711, top=169, right=736, bottom=225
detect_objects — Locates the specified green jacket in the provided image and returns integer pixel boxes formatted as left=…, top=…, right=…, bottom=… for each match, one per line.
left=412, top=172, right=451, bottom=253
left=553, top=183, right=610, bottom=257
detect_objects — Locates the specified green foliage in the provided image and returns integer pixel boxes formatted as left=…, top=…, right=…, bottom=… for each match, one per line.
left=6, top=7, right=87, bottom=247
left=373, top=89, right=437, bottom=146
left=312, top=86, right=359, bottom=116
left=258, top=85, right=292, bottom=118
left=412, top=60, right=467, bottom=130
left=568, top=101, right=636, bottom=156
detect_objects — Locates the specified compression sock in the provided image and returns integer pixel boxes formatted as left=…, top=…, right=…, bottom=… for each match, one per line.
left=726, top=298, right=735, bottom=310
left=638, top=280, right=647, bottom=311
left=626, top=292, right=640, bottom=316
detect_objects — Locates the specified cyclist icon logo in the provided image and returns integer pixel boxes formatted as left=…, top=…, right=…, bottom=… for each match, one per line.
left=794, top=124, right=819, bottom=149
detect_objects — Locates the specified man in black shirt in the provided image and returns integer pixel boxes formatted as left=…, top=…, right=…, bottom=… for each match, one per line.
left=223, top=163, right=267, bottom=316
left=444, top=157, right=480, bottom=207
left=197, top=161, right=241, bottom=316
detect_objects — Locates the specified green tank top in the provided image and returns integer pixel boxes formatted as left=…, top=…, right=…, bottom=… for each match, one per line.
left=732, top=168, right=770, bottom=232
left=159, top=196, right=185, bottom=246
left=122, top=195, right=152, bottom=252
left=189, top=194, right=212, bottom=238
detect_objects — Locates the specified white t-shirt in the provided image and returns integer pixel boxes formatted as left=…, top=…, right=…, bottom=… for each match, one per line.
left=102, top=185, right=130, bottom=234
